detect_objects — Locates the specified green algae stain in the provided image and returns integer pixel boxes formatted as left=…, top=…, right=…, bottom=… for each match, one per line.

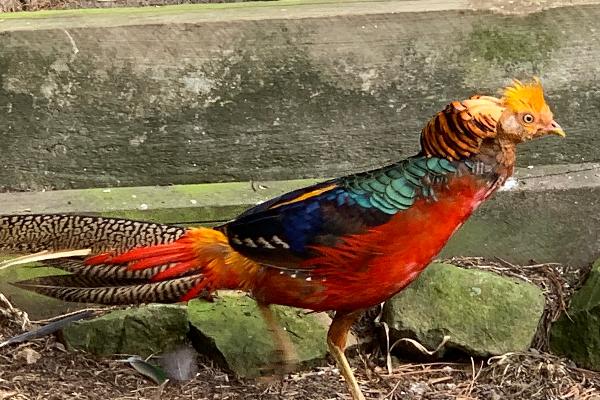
left=466, top=15, right=560, bottom=67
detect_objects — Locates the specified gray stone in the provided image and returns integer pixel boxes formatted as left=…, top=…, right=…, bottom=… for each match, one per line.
left=187, top=295, right=329, bottom=377
left=382, top=263, right=545, bottom=357
left=62, top=305, right=189, bottom=357
left=550, top=259, right=600, bottom=371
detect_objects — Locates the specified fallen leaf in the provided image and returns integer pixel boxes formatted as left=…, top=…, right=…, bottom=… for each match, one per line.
left=17, top=347, right=41, bottom=364
left=0, top=310, right=95, bottom=348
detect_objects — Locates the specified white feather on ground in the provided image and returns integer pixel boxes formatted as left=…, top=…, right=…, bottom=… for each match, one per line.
left=157, top=346, right=199, bottom=381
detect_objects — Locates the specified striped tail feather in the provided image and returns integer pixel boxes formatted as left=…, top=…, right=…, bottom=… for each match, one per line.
left=41, top=258, right=172, bottom=281
left=0, top=214, right=186, bottom=255
left=13, top=274, right=205, bottom=304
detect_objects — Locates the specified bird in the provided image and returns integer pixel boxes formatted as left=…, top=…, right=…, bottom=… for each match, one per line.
left=0, top=79, right=564, bottom=400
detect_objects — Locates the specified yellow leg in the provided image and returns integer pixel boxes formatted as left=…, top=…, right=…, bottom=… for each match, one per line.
left=258, top=303, right=298, bottom=372
left=327, top=311, right=365, bottom=400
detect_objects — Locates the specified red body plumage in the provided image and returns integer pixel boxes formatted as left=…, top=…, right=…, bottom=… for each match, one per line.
left=250, top=174, right=493, bottom=311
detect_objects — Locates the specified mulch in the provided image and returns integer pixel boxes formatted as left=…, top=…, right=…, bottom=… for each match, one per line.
left=1, top=259, right=599, bottom=400
left=0, top=0, right=256, bottom=13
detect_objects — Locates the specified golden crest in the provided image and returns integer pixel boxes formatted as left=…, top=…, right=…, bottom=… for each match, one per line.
left=502, top=78, right=549, bottom=113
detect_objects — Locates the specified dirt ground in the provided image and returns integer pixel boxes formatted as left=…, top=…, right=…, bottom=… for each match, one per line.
left=1, top=314, right=600, bottom=400
left=1, top=258, right=600, bottom=400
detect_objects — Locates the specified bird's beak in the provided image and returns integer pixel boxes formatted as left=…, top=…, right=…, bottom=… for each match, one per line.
left=541, top=120, right=566, bottom=137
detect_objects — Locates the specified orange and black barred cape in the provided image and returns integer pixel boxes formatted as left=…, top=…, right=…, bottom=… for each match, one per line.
left=420, top=96, right=504, bottom=160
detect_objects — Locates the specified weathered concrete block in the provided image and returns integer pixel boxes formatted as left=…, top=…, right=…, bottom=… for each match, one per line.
left=382, top=263, right=545, bottom=357
left=62, top=305, right=189, bottom=357
left=187, top=295, right=328, bottom=377
left=0, top=1, right=598, bottom=191
left=550, top=259, right=600, bottom=371
left=443, top=163, right=600, bottom=266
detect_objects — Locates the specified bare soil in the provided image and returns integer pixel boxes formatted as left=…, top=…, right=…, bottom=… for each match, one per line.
left=2, top=320, right=600, bottom=399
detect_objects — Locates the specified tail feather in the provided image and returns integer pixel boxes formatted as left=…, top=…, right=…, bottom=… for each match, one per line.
left=1, top=214, right=258, bottom=305
left=0, top=214, right=185, bottom=254
left=91, top=242, right=191, bottom=265
left=41, top=258, right=170, bottom=281
left=16, top=274, right=140, bottom=288
left=13, top=275, right=205, bottom=304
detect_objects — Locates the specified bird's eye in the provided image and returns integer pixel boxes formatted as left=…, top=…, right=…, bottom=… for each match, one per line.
left=522, top=113, right=535, bottom=124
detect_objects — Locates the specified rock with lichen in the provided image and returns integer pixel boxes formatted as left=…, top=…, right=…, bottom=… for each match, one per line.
left=187, top=295, right=330, bottom=378
left=382, top=262, right=545, bottom=358
left=62, top=304, right=189, bottom=357
left=550, top=259, right=600, bottom=371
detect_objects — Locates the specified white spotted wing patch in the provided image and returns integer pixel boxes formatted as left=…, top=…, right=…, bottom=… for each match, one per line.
left=231, top=235, right=290, bottom=250
left=274, top=268, right=313, bottom=281
left=271, top=235, right=290, bottom=249
left=256, top=237, right=275, bottom=249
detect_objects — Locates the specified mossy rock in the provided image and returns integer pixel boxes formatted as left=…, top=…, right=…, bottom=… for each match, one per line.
left=187, top=295, right=329, bottom=378
left=382, top=263, right=545, bottom=357
left=62, top=305, right=189, bottom=357
left=550, top=259, right=600, bottom=371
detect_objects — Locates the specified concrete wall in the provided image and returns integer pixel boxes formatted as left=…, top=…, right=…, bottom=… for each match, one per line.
left=1, top=0, right=599, bottom=191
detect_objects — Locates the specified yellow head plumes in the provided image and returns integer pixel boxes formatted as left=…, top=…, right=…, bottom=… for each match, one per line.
left=497, top=77, right=565, bottom=140
left=501, top=78, right=550, bottom=114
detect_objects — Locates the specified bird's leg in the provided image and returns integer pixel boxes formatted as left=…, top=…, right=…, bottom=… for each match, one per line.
left=258, top=303, right=298, bottom=373
left=328, top=310, right=365, bottom=400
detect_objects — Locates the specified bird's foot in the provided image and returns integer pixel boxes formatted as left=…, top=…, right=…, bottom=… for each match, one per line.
left=258, top=347, right=299, bottom=379
left=273, top=347, right=299, bottom=374
left=257, top=303, right=299, bottom=378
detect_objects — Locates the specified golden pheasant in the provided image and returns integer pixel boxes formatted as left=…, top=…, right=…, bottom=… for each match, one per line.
left=0, top=79, right=564, bottom=400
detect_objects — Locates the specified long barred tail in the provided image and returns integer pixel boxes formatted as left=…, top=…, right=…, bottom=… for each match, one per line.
left=0, top=214, right=186, bottom=254
left=0, top=214, right=243, bottom=305
left=11, top=274, right=204, bottom=304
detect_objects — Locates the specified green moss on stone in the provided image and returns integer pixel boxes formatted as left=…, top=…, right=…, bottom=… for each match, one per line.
left=62, top=305, right=189, bottom=357
left=383, top=263, right=545, bottom=357
left=550, top=259, right=600, bottom=371
left=467, top=23, right=558, bottom=65
left=188, top=295, right=328, bottom=377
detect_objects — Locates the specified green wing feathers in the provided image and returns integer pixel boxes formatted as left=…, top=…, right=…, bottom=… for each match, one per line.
left=343, top=156, right=458, bottom=214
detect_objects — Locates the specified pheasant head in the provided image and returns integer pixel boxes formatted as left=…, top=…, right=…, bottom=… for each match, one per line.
left=498, top=78, right=565, bottom=143
left=420, top=78, right=564, bottom=161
